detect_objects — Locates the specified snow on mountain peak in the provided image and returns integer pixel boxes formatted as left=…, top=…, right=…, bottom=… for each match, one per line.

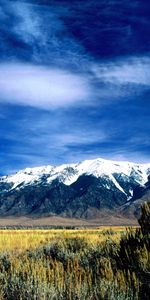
left=1, top=158, right=150, bottom=192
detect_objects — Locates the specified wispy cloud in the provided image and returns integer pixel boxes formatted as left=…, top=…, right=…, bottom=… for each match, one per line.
left=92, top=57, right=150, bottom=86
left=0, top=56, right=149, bottom=111
left=0, top=0, right=150, bottom=174
left=0, top=0, right=88, bottom=68
left=0, top=106, right=109, bottom=173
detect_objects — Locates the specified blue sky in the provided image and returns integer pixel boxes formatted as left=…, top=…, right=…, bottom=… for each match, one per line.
left=0, top=0, right=150, bottom=174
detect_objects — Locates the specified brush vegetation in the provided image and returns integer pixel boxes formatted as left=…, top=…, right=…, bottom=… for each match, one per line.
left=0, top=204, right=149, bottom=299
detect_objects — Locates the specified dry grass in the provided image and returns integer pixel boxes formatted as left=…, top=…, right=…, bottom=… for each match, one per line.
left=0, top=204, right=148, bottom=299
left=0, top=226, right=130, bottom=253
left=0, top=226, right=143, bottom=299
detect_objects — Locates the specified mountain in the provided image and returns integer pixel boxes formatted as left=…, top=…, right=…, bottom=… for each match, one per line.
left=121, top=175, right=150, bottom=218
left=0, top=158, right=150, bottom=220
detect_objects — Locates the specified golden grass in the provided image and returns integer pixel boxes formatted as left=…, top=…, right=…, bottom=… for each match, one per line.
left=0, top=226, right=134, bottom=253
left=0, top=226, right=141, bottom=299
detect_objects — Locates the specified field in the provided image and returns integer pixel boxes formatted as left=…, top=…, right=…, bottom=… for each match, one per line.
left=0, top=226, right=126, bottom=252
left=0, top=224, right=149, bottom=300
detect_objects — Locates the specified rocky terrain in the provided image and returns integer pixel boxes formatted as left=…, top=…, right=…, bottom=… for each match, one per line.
left=0, top=158, right=150, bottom=223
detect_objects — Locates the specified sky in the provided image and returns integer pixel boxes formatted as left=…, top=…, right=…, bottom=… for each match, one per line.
left=0, top=0, right=150, bottom=175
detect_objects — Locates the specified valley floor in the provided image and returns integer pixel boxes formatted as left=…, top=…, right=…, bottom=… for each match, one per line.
left=0, top=215, right=138, bottom=228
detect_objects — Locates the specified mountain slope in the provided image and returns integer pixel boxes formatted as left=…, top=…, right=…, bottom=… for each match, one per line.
left=0, top=158, right=150, bottom=219
left=121, top=175, right=150, bottom=218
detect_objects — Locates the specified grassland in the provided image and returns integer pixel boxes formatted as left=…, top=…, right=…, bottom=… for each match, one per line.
left=0, top=202, right=149, bottom=300
left=0, top=226, right=126, bottom=252
left=0, top=221, right=149, bottom=300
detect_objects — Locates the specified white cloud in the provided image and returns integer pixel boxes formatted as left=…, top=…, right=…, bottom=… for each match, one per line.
left=0, top=63, right=90, bottom=109
left=93, top=57, right=150, bottom=85
left=56, top=131, right=107, bottom=146
left=12, top=1, right=64, bottom=45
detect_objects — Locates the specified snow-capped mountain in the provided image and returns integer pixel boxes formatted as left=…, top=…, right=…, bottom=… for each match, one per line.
left=2, top=158, right=150, bottom=190
left=0, top=158, right=150, bottom=218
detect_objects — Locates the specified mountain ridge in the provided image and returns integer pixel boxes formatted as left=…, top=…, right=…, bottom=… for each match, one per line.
left=2, top=157, right=150, bottom=190
left=0, top=158, right=150, bottom=221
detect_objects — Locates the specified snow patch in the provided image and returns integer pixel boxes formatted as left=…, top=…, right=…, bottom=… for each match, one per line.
left=1, top=158, right=150, bottom=195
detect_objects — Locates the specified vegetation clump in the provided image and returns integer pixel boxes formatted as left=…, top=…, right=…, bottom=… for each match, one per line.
left=0, top=203, right=149, bottom=299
